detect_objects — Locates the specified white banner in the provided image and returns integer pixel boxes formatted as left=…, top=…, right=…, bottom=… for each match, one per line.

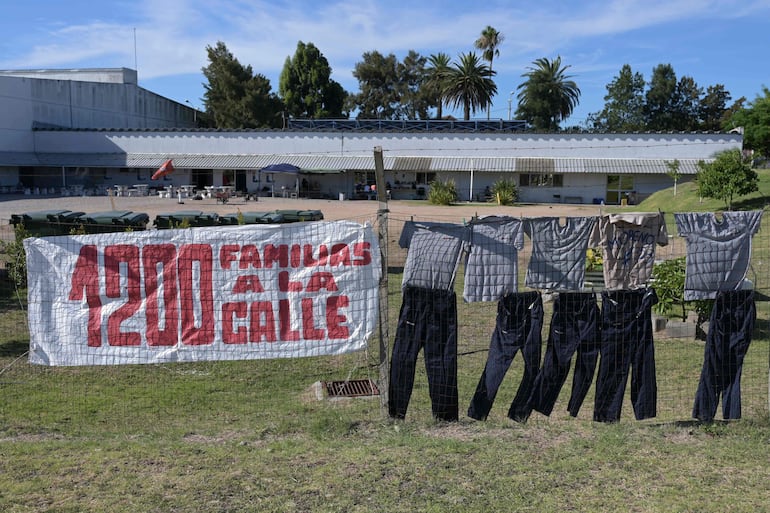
left=25, top=221, right=381, bottom=366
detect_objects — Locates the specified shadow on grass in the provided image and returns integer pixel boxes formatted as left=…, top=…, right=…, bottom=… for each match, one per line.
left=669, top=419, right=731, bottom=428
left=727, top=196, right=770, bottom=212
left=0, top=339, right=29, bottom=357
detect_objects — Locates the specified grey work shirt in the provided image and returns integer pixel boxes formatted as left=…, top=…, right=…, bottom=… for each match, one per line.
left=402, top=227, right=468, bottom=291
left=463, top=216, right=524, bottom=302
left=524, top=216, right=597, bottom=291
left=675, top=210, right=763, bottom=300
left=398, top=220, right=464, bottom=249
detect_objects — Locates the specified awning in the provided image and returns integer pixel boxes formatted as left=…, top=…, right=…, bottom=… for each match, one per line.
left=260, top=163, right=300, bottom=173
left=5, top=152, right=710, bottom=175
left=29, top=153, right=376, bottom=170
left=300, top=169, right=346, bottom=174
left=0, top=152, right=41, bottom=166
left=424, top=157, right=708, bottom=174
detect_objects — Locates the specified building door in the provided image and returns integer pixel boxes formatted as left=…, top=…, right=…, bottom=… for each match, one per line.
left=235, top=171, right=247, bottom=192
left=192, top=169, right=213, bottom=189
left=606, top=175, right=634, bottom=205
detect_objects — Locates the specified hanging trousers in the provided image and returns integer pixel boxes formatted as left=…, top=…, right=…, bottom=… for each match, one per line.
left=388, top=286, right=458, bottom=421
left=567, top=301, right=602, bottom=417
left=693, top=289, right=756, bottom=422
left=528, top=292, right=600, bottom=417
left=593, top=288, right=658, bottom=423
left=467, top=291, right=543, bottom=422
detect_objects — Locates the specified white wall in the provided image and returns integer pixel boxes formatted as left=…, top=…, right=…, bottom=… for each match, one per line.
left=31, top=130, right=742, bottom=161
left=0, top=73, right=195, bottom=151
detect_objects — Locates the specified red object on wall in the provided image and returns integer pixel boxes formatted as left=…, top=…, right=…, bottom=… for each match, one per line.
left=151, top=159, right=175, bottom=180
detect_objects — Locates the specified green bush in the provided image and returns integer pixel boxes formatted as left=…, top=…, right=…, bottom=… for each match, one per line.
left=1, top=224, right=29, bottom=289
left=427, top=179, right=457, bottom=205
left=174, top=217, right=192, bottom=229
left=652, top=257, right=714, bottom=328
left=652, top=257, right=686, bottom=320
left=490, top=178, right=518, bottom=205
left=585, top=248, right=603, bottom=271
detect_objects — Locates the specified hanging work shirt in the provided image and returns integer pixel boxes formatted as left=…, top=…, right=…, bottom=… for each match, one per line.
left=463, top=216, right=525, bottom=302
left=524, top=216, right=598, bottom=291
left=675, top=211, right=763, bottom=300
left=402, top=227, right=468, bottom=291
left=398, top=220, right=465, bottom=248
left=596, top=212, right=668, bottom=290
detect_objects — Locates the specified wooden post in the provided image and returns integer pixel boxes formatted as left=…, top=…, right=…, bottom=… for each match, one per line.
left=373, top=146, right=390, bottom=413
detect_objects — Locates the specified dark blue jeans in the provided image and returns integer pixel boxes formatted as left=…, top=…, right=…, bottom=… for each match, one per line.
left=467, top=291, right=543, bottom=422
left=594, top=288, right=658, bottom=423
left=693, top=289, right=756, bottom=422
left=389, top=286, right=458, bottom=421
left=529, top=292, right=600, bottom=417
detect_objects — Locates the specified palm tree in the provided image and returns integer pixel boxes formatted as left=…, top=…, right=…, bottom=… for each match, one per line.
left=443, top=53, right=497, bottom=120
left=474, top=26, right=504, bottom=119
left=516, top=56, right=581, bottom=130
left=426, top=52, right=452, bottom=119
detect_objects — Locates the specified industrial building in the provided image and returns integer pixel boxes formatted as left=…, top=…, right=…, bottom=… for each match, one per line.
left=0, top=68, right=741, bottom=204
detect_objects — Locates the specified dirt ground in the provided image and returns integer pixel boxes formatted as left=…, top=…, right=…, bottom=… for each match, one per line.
left=0, top=193, right=606, bottom=227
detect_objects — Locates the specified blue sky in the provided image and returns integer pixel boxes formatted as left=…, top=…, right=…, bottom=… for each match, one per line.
left=2, top=0, right=769, bottom=126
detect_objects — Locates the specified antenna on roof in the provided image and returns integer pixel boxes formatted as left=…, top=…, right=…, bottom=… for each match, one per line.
left=133, top=28, right=138, bottom=73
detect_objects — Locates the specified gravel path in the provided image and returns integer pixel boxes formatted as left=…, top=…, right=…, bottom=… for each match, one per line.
left=0, top=193, right=607, bottom=226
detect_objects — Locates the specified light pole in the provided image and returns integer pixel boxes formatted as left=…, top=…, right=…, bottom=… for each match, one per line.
left=507, top=91, right=515, bottom=120
left=185, top=100, right=197, bottom=125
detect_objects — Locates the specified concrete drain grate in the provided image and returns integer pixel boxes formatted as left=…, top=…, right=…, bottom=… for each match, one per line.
left=322, top=379, right=380, bottom=398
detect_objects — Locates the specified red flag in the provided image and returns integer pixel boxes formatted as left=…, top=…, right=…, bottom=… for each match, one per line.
left=151, top=159, right=175, bottom=180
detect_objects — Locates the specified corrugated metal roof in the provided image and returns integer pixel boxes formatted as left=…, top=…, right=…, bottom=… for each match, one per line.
left=392, top=157, right=433, bottom=170
left=0, top=152, right=41, bottom=166
left=415, top=157, right=514, bottom=171
left=9, top=152, right=709, bottom=175
left=518, top=158, right=557, bottom=173
left=425, top=157, right=707, bottom=174
left=575, top=158, right=704, bottom=174
left=32, top=153, right=375, bottom=170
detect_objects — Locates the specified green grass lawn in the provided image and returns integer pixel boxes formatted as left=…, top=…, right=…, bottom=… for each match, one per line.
left=637, top=167, right=770, bottom=213
left=1, top=175, right=770, bottom=512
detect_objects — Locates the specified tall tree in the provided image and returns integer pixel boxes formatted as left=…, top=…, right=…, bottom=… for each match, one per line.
left=721, top=96, right=747, bottom=131
left=474, top=26, right=504, bottom=119
left=279, top=41, right=346, bottom=119
left=349, top=50, right=433, bottom=120
left=671, top=75, right=703, bottom=131
left=696, top=148, right=758, bottom=210
left=426, top=52, right=452, bottom=119
left=396, top=50, right=432, bottom=120
left=699, top=84, right=731, bottom=131
left=201, top=41, right=283, bottom=128
left=349, top=51, right=401, bottom=119
left=515, top=56, right=581, bottom=130
left=443, top=52, right=497, bottom=120
left=644, top=64, right=677, bottom=130
left=726, top=87, right=770, bottom=158
left=587, top=64, right=646, bottom=131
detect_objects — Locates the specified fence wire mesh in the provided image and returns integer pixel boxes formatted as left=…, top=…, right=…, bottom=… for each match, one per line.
left=0, top=208, right=768, bottom=436
left=385, top=212, right=770, bottom=424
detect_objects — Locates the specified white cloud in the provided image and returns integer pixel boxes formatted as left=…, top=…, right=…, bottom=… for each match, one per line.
left=2, top=0, right=769, bottom=123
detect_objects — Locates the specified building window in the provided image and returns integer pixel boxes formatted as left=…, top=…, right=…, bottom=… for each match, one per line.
left=416, top=172, right=436, bottom=185
left=519, top=173, right=563, bottom=187
left=606, top=175, right=634, bottom=204
left=354, top=171, right=375, bottom=186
